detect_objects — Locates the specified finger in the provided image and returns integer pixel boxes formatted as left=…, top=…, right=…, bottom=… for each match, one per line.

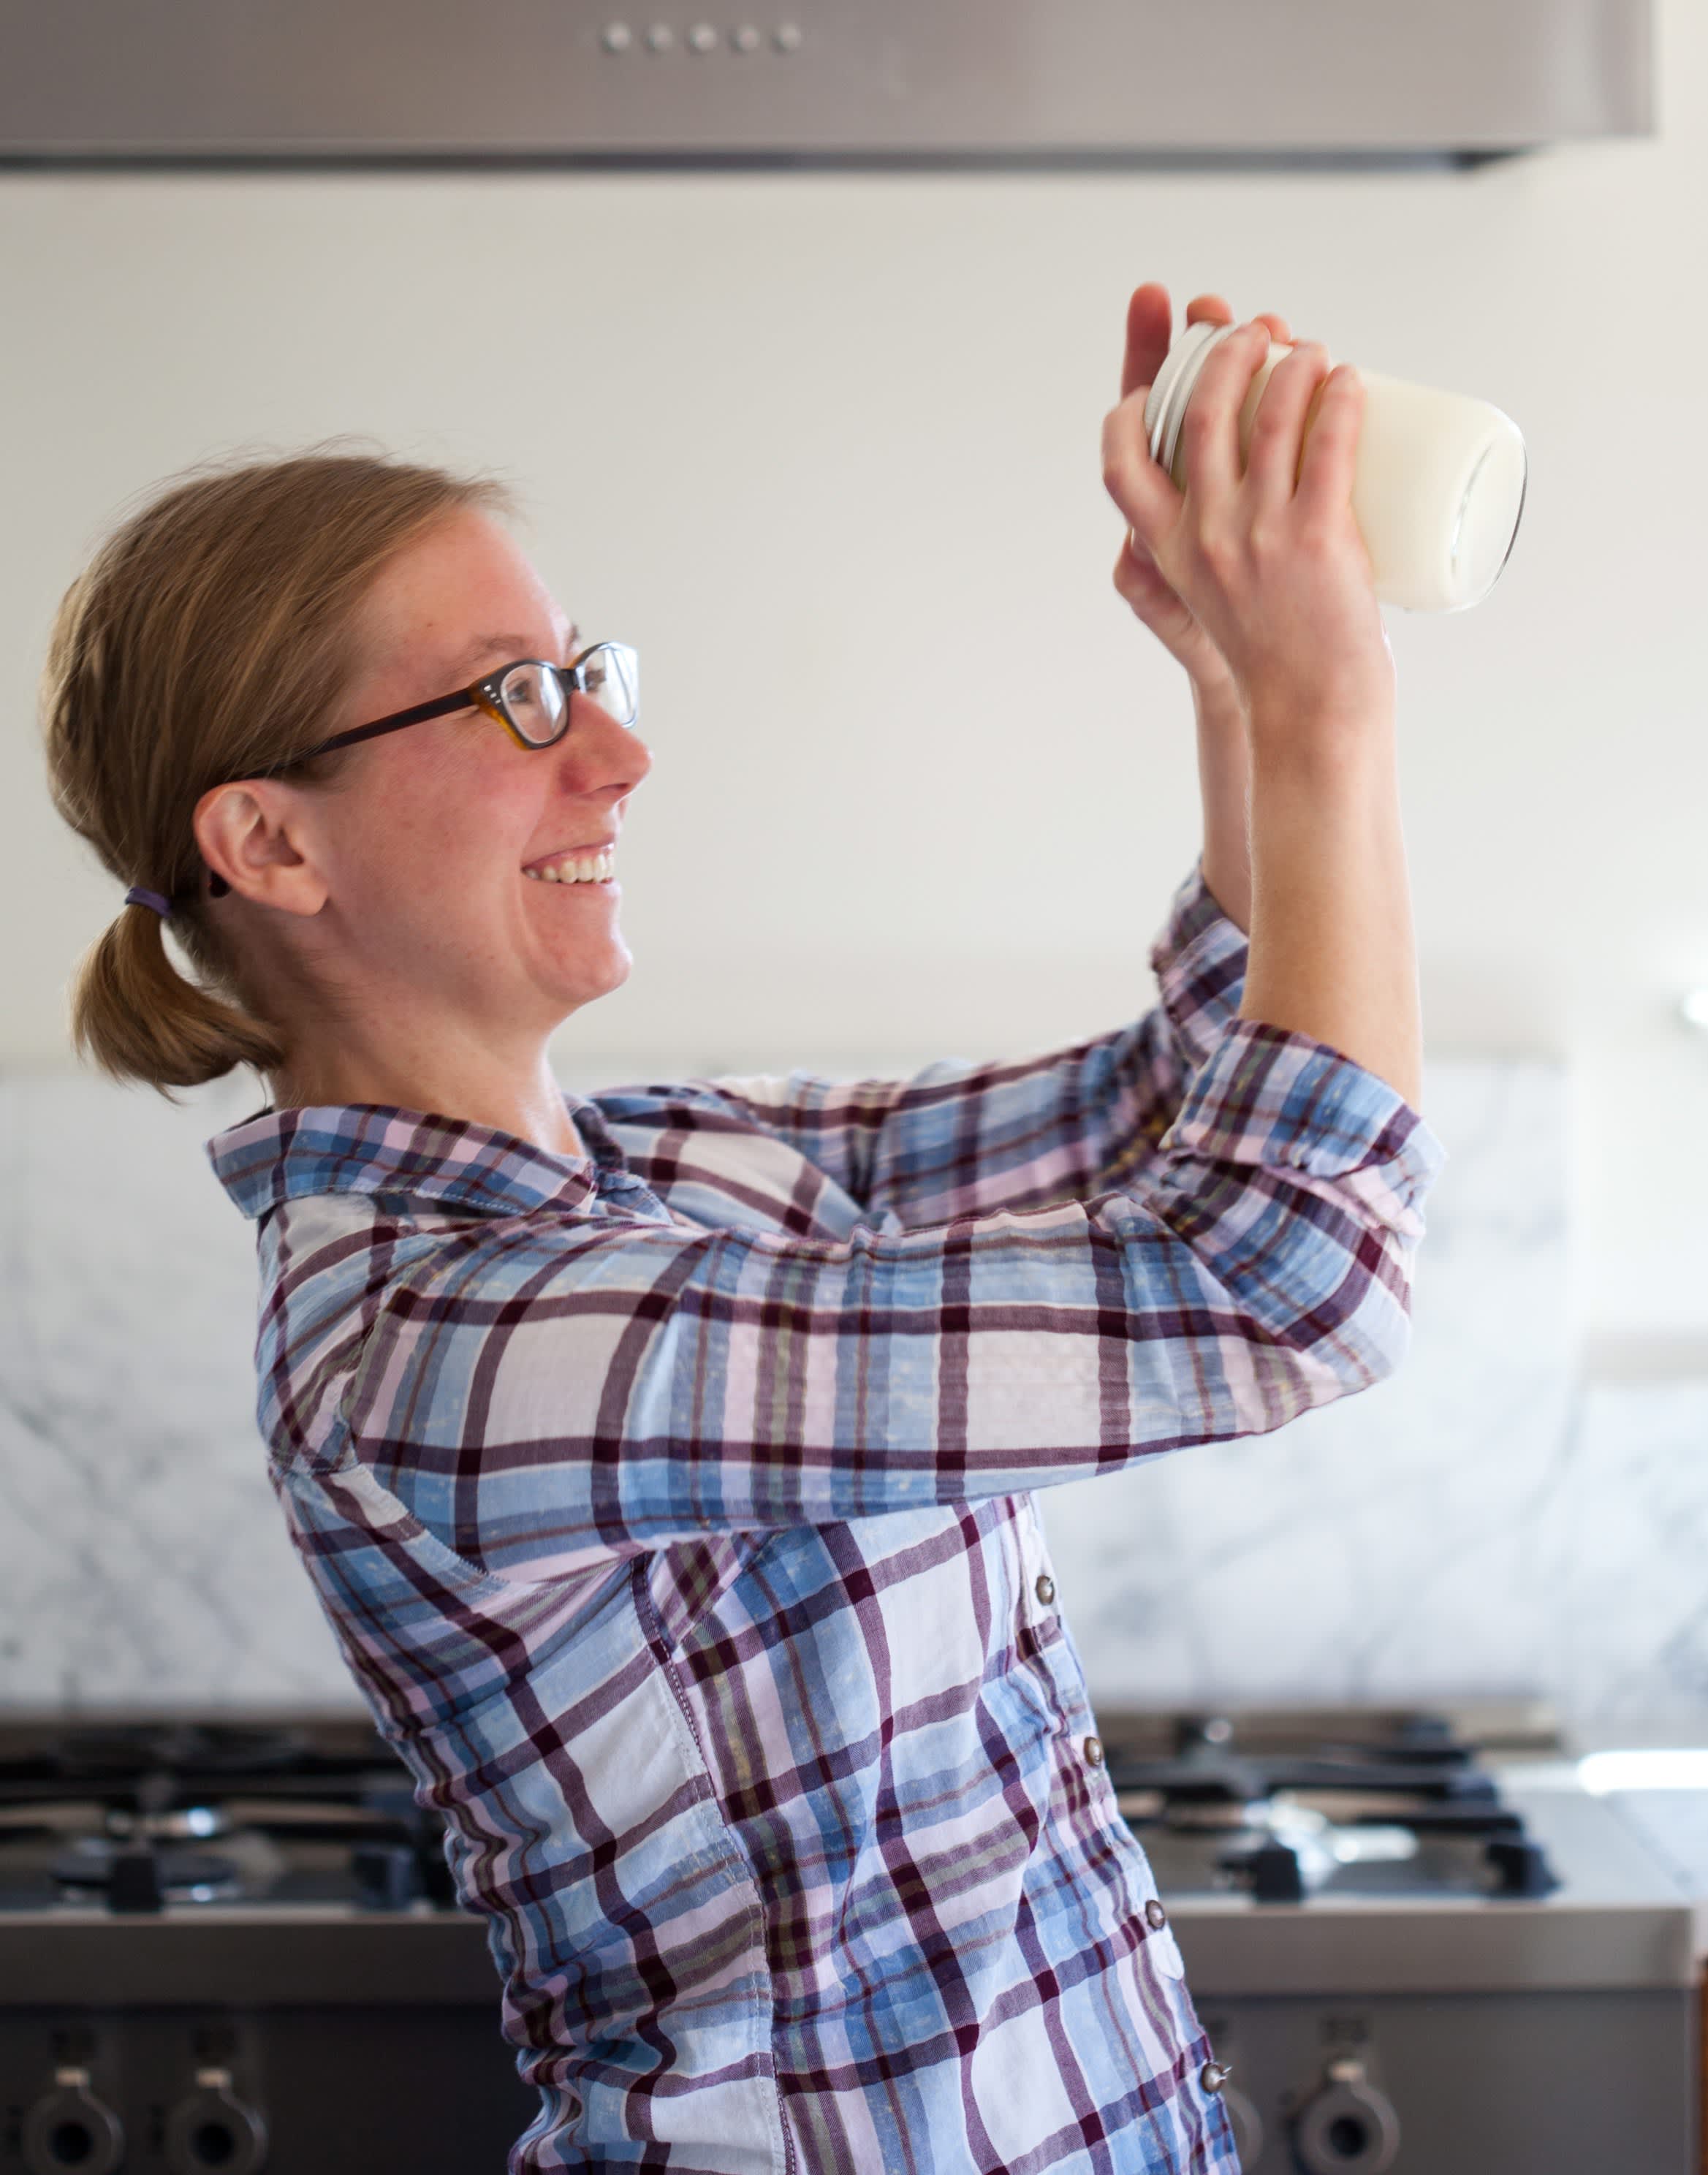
left=1177, top=321, right=1272, bottom=501
left=1120, top=282, right=1174, bottom=402
left=1242, top=341, right=1332, bottom=506
left=1187, top=297, right=1291, bottom=348
left=1113, top=535, right=1161, bottom=612
left=1101, top=390, right=1182, bottom=548
left=1114, top=521, right=1173, bottom=597
left=1112, top=536, right=1202, bottom=653
left=1294, top=365, right=1367, bottom=525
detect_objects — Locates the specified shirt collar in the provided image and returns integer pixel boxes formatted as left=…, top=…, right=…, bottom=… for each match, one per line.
left=206, top=1095, right=638, bottom=1224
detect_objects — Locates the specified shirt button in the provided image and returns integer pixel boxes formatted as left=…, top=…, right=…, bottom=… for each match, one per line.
left=1034, top=1573, right=1056, bottom=1606
left=1200, top=2060, right=1233, bottom=2095
left=1145, top=1898, right=1168, bottom=1930
left=1082, top=1734, right=1104, bottom=1769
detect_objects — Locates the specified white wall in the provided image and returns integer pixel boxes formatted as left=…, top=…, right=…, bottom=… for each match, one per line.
left=3, top=0, right=1706, bottom=1359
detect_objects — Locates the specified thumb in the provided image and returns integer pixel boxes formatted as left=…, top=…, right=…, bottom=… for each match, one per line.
left=1101, top=390, right=1181, bottom=557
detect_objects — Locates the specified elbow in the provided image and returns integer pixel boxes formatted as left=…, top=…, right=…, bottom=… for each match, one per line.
left=1290, top=1253, right=1419, bottom=1405
left=1246, top=1299, right=1411, bottom=1443
left=1249, top=1216, right=1422, bottom=1413
left=1354, top=1292, right=1416, bottom=1392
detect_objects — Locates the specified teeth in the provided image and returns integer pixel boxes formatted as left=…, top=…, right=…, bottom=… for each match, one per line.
left=524, top=848, right=615, bottom=884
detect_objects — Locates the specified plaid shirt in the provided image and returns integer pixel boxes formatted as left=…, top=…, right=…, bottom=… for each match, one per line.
left=208, top=866, right=1441, bottom=2175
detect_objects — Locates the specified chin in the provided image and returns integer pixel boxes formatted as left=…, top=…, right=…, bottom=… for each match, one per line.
left=553, top=944, right=633, bottom=1015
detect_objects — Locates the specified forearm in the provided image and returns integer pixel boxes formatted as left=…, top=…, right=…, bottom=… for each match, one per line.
left=1239, top=707, right=1422, bottom=1108
left=1104, top=285, right=1421, bottom=1113
left=1192, top=673, right=1253, bottom=935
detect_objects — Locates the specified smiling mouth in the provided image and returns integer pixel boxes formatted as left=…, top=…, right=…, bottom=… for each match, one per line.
left=523, top=846, right=615, bottom=886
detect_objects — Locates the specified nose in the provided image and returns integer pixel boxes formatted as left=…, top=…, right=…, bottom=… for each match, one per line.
left=559, top=691, right=651, bottom=801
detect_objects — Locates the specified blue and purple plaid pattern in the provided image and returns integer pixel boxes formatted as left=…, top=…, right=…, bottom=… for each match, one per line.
left=208, top=868, right=1442, bottom=2174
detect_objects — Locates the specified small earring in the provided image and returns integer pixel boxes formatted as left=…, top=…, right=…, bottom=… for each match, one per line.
left=208, top=870, right=230, bottom=898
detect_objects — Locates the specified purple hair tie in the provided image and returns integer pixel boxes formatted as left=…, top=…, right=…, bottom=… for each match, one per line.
left=124, top=887, right=173, bottom=920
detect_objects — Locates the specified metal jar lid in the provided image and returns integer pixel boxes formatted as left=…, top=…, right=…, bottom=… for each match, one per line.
left=1143, top=319, right=1243, bottom=478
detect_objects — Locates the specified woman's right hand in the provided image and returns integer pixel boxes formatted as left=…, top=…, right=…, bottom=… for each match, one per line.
left=1101, top=319, right=1395, bottom=743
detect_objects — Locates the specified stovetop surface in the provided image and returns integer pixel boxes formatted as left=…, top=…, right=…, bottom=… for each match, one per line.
left=0, top=1704, right=1690, bottom=1927
left=1098, top=1705, right=1576, bottom=1908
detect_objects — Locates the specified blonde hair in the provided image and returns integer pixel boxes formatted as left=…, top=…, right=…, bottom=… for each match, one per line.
left=42, top=450, right=508, bottom=1093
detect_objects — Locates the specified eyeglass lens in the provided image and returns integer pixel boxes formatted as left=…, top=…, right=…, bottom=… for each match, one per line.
left=577, top=646, right=638, bottom=728
left=496, top=650, right=639, bottom=745
left=498, top=664, right=569, bottom=745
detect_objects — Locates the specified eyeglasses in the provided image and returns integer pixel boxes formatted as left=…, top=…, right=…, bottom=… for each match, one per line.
left=247, top=641, right=639, bottom=779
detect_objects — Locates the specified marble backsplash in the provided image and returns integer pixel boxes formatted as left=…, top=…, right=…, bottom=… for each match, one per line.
left=1, top=1058, right=1702, bottom=1732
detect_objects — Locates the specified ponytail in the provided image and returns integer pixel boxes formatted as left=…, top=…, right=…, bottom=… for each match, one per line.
left=69, top=905, right=283, bottom=1093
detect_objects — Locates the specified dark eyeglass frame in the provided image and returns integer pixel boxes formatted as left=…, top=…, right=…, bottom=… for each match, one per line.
left=243, top=640, right=639, bottom=782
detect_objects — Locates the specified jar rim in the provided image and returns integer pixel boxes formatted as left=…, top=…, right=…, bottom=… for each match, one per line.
left=1143, top=319, right=1241, bottom=478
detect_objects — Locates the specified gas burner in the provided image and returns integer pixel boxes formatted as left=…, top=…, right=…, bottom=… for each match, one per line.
left=1214, top=1800, right=1419, bottom=1897
left=1112, top=1724, right=1497, bottom=1807
left=1105, top=1707, right=1564, bottom=1905
left=50, top=1837, right=242, bottom=1906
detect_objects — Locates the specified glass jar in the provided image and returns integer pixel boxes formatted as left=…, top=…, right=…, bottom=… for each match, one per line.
left=1142, top=320, right=1527, bottom=612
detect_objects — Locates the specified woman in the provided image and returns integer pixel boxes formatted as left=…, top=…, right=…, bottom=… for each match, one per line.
left=44, top=282, right=1438, bottom=2174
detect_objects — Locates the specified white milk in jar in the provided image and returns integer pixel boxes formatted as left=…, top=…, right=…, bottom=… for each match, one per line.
left=1142, top=320, right=1527, bottom=612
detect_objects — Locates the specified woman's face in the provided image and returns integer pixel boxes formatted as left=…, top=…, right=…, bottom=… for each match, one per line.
left=276, top=509, right=651, bottom=1047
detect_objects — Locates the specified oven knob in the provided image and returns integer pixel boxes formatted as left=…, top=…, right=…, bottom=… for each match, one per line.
left=1292, top=2059, right=1400, bottom=2174
left=164, top=2068, right=269, bottom=2175
left=21, top=2067, right=126, bottom=2175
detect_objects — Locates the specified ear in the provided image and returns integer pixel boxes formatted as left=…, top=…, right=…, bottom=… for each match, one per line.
left=192, top=781, right=330, bottom=918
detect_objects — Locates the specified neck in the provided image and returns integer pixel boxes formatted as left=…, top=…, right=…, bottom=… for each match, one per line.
left=275, top=1017, right=584, bottom=1161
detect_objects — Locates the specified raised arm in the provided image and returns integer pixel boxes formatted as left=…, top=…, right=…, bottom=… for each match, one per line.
left=321, top=1025, right=1441, bottom=1582
left=1104, top=283, right=1420, bottom=1104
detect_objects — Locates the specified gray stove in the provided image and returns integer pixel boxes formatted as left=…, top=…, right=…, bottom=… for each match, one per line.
left=0, top=1709, right=1697, bottom=2174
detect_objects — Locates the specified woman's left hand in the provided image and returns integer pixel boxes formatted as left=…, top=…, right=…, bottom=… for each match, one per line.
left=1111, top=284, right=1294, bottom=697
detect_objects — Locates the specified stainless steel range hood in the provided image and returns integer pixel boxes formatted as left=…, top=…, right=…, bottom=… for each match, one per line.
left=0, top=0, right=1653, bottom=165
